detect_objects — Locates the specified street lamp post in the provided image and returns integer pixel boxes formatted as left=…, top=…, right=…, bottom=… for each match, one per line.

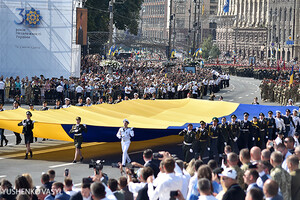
left=167, top=0, right=173, bottom=60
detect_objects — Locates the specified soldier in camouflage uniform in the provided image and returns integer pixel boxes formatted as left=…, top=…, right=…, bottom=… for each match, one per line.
left=270, top=151, right=291, bottom=200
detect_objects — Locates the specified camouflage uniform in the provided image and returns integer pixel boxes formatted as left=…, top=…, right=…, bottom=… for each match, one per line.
left=270, top=165, right=291, bottom=200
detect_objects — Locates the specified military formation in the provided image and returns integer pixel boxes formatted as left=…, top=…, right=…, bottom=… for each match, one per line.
left=179, top=110, right=300, bottom=163
left=259, top=80, right=300, bottom=105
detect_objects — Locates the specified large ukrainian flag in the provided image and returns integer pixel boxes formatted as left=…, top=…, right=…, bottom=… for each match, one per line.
left=0, top=99, right=298, bottom=143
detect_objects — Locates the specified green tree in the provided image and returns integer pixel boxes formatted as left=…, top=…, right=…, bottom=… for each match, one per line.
left=201, top=36, right=213, bottom=59
left=85, top=0, right=143, bottom=35
left=209, top=45, right=221, bottom=58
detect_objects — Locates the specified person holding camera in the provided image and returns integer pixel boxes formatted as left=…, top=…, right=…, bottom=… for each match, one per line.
left=69, top=117, right=87, bottom=163
left=116, top=119, right=134, bottom=166
left=17, top=111, right=34, bottom=159
left=147, top=152, right=183, bottom=200
left=131, top=149, right=160, bottom=178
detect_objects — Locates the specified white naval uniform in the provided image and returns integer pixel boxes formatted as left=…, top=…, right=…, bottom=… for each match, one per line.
left=116, top=127, right=134, bottom=165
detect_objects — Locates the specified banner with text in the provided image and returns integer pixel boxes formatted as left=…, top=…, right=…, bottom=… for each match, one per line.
left=0, top=0, right=75, bottom=78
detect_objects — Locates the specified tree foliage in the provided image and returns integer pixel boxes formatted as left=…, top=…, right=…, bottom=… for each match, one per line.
left=201, top=36, right=221, bottom=59
left=209, top=45, right=221, bottom=59
left=85, top=0, right=143, bottom=35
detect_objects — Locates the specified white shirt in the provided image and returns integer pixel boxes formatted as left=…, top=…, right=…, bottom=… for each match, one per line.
left=282, top=151, right=292, bottom=172
left=65, top=190, right=77, bottom=196
left=76, top=85, right=84, bottom=93
left=149, top=87, right=156, bottom=94
left=125, top=86, right=132, bottom=94
left=128, top=182, right=146, bottom=194
left=147, top=173, right=183, bottom=200
left=62, top=104, right=71, bottom=108
left=192, top=85, right=198, bottom=94
left=56, top=85, right=63, bottom=92
left=275, top=117, right=285, bottom=132
left=256, top=171, right=271, bottom=188
left=116, top=127, right=134, bottom=142
left=247, top=183, right=259, bottom=192
left=0, top=81, right=5, bottom=90
left=187, top=174, right=197, bottom=199
left=198, top=195, right=218, bottom=200
left=180, top=170, right=191, bottom=199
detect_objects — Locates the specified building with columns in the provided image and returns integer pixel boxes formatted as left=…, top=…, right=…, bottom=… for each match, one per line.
left=267, top=0, right=300, bottom=62
left=216, top=0, right=300, bottom=62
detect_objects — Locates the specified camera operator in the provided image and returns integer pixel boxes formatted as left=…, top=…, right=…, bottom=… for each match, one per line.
left=146, top=152, right=183, bottom=200
left=126, top=166, right=150, bottom=197
left=131, top=149, right=159, bottom=178
left=89, top=160, right=108, bottom=185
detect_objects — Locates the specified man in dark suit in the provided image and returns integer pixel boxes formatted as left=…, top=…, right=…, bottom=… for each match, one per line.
left=131, top=149, right=159, bottom=178
left=263, top=179, right=283, bottom=200
left=41, top=173, right=53, bottom=191
left=243, top=169, right=261, bottom=193
left=136, top=167, right=154, bottom=200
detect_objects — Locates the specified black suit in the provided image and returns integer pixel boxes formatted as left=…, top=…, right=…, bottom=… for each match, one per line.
left=145, top=160, right=159, bottom=178
left=70, top=192, right=83, bottom=200
left=136, top=184, right=149, bottom=200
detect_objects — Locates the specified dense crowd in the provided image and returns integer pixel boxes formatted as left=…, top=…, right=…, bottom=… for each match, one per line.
left=0, top=55, right=231, bottom=106
left=1, top=145, right=300, bottom=200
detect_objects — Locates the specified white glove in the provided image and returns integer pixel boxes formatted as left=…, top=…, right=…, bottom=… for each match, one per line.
left=23, top=123, right=26, bottom=126
left=252, top=137, right=255, bottom=141
left=195, top=127, right=199, bottom=132
left=74, top=130, right=78, bottom=133
left=189, top=149, right=193, bottom=153
left=224, top=142, right=227, bottom=145
left=266, top=136, right=268, bottom=139
left=233, top=137, right=237, bottom=142
left=131, top=127, right=134, bottom=130
left=83, top=124, right=87, bottom=127
left=184, top=128, right=187, bottom=131
left=207, top=147, right=210, bottom=151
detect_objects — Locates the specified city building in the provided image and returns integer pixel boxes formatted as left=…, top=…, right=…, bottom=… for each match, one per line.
left=216, top=0, right=300, bottom=62
left=140, top=0, right=219, bottom=52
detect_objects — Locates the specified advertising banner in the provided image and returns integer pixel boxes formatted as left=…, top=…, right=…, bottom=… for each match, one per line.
left=76, top=8, right=87, bottom=45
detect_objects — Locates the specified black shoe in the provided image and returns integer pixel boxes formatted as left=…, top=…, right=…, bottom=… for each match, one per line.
left=5, top=139, right=8, bottom=146
left=16, top=140, right=21, bottom=145
left=25, top=153, right=28, bottom=160
left=42, top=138, right=46, bottom=141
left=35, top=137, right=37, bottom=142
left=29, top=151, right=33, bottom=158
left=80, top=157, right=84, bottom=163
left=72, top=160, right=76, bottom=163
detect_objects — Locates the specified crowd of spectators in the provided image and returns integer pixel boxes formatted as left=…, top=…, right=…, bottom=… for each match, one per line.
left=1, top=144, right=300, bottom=200
left=0, top=55, right=230, bottom=106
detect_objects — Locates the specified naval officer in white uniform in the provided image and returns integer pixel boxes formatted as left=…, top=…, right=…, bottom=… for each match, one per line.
left=116, top=119, right=134, bottom=166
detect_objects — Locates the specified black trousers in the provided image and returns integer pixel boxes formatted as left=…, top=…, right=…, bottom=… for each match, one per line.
left=14, top=132, right=22, bottom=143
left=0, top=90, right=4, bottom=103
left=182, top=144, right=193, bottom=162
left=0, top=129, right=8, bottom=146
